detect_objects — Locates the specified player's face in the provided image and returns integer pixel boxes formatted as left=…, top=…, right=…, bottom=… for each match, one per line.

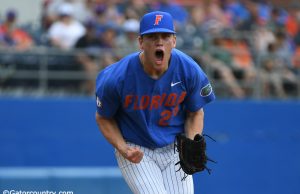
left=139, top=33, right=176, bottom=74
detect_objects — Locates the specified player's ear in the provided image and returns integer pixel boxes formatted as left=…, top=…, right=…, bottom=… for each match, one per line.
left=138, top=36, right=144, bottom=50
left=172, top=35, right=176, bottom=48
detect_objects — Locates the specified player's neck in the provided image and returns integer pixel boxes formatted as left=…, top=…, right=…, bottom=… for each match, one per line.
left=139, top=52, right=169, bottom=79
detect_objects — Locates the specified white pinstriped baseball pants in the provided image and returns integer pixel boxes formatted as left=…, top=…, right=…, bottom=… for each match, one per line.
left=115, top=142, right=194, bottom=194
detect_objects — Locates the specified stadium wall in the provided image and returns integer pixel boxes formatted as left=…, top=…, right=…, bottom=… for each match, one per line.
left=0, top=98, right=299, bottom=194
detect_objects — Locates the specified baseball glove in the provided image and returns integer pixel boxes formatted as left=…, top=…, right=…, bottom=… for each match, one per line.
left=175, top=133, right=216, bottom=180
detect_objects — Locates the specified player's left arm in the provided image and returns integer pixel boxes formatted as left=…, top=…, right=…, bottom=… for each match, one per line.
left=184, top=108, right=204, bottom=139
left=183, top=60, right=215, bottom=139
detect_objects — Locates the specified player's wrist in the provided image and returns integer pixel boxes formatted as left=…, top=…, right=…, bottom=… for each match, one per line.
left=116, top=142, right=128, bottom=157
left=185, top=131, right=202, bottom=140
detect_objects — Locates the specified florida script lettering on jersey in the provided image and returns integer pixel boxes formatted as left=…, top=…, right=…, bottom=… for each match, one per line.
left=124, top=92, right=186, bottom=126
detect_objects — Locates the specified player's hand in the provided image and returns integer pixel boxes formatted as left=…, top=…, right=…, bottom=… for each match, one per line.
left=120, top=146, right=144, bottom=163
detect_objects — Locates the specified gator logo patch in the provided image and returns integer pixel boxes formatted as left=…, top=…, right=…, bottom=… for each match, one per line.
left=200, top=84, right=212, bottom=97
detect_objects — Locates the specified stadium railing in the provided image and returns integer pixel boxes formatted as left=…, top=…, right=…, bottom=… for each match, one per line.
left=0, top=46, right=299, bottom=99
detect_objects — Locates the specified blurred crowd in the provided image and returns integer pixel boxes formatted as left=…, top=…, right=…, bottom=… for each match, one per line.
left=0, top=0, right=300, bottom=98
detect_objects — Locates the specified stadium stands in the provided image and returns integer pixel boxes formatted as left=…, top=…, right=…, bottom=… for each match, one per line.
left=0, top=0, right=299, bottom=99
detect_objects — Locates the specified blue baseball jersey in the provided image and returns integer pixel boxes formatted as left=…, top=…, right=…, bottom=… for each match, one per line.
left=95, top=49, right=215, bottom=148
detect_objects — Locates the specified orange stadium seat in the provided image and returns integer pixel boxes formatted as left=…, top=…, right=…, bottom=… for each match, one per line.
left=232, top=41, right=253, bottom=68
left=219, top=38, right=253, bottom=68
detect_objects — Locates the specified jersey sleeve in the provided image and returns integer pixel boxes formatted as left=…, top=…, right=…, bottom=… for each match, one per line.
left=185, top=65, right=216, bottom=112
left=95, top=71, right=120, bottom=118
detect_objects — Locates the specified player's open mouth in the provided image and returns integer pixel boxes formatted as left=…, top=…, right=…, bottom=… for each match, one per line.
left=155, top=49, right=164, bottom=63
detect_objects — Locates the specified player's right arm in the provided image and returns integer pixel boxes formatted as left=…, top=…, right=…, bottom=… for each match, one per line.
left=95, top=69, right=143, bottom=163
left=95, top=112, right=143, bottom=163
